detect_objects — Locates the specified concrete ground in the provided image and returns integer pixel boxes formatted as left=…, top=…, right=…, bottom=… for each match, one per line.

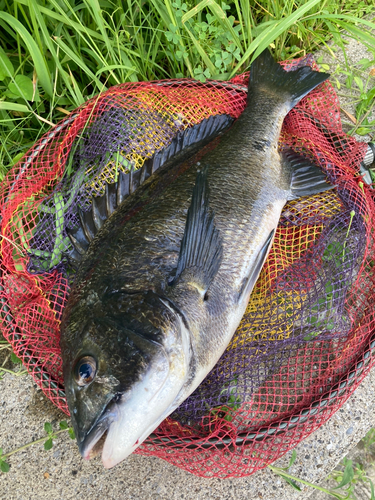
left=312, top=437, right=375, bottom=500
left=1, top=366, right=375, bottom=500
left=1, top=31, right=375, bottom=500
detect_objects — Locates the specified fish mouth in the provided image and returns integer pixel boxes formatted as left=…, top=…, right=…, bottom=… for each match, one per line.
left=79, top=398, right=120, bottom=461
left=78, top=392, right=172, bottom=468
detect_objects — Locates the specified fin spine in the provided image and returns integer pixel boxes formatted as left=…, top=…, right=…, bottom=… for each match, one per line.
left=66, top=114, right=233, bottom=264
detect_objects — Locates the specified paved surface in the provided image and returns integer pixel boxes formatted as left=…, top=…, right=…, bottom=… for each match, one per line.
left=313, top=441, right=375, bottom=500
left=1, top=33, right=375, bottom=500
left=1, top=367, right=375, bottom=499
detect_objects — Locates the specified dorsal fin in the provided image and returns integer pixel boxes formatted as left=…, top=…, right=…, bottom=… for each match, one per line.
left=66, top=113, right=233, bottom=262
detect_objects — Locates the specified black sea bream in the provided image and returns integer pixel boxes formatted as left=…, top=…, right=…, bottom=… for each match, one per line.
left=60, top=50, right=332, bottom=468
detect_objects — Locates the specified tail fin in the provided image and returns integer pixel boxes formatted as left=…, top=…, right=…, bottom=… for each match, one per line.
left=248, top=50, right=329, bottom=110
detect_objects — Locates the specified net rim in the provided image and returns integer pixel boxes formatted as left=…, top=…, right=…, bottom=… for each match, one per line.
left=1, top=75, right=373, bottom=459
left=2, top=79, right=248, bottom=211
left=1, top=271, right=374, bottom=448
left=145, top=327, right=375, bottom=449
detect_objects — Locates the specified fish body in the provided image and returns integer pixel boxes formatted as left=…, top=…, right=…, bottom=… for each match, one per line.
left=60, top=51, right=331, bottom=468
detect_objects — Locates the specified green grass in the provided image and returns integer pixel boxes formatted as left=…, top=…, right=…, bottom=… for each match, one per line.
left=0, top=0, right=375, bottom=179
left=270, top=445, right=375, bottom=499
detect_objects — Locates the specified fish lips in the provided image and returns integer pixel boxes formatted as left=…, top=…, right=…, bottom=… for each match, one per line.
left=79, top=396, right=121, bottom=461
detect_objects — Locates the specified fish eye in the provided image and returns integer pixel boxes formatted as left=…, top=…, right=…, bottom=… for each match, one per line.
left=74, top=356, right=97, bottom=386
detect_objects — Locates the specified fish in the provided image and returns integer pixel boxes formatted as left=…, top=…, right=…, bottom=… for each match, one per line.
left=60, top=50, right=332, bottom=469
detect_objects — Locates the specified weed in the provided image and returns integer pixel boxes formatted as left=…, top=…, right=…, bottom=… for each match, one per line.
left=328, top=457, right=375, bottom=499
left=208, top=376, right=242, bottom=422
left=316, top=41, right=375, bottom=138
left=0, top=340, right=27, bottom=379
left=0, top=420, right=75, bottom=473
left=269, top=449, right=375, bottom=499
left=361, top=428, right=375, bottom=452
left=1, top=1, right=375, bottom=175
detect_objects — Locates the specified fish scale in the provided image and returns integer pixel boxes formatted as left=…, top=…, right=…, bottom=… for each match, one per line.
left=60, top=50, right=333, bottom=469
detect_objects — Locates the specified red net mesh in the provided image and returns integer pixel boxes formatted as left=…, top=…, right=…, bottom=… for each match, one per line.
left=0, top=56, right=373, bottom=478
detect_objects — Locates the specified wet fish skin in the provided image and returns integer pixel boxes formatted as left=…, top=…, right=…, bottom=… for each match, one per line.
left=60, top=50, right=331, bottom=468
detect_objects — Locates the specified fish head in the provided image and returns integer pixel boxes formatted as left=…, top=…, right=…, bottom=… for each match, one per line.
left=60, top=288, right=191, bottom=468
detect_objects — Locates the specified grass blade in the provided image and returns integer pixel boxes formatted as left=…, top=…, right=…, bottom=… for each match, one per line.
left=0, top=46, right=14, bottom=80
left=27, top=1, right=83, bottom=108
left=0, top=102, right=30, bottom=112
left=0, top=11, right=53, bottom=97
left=229, top=0, right=322, bottom=76
left=315, top=13, right=375, bottom=30
left=83, top=0, right=117, bottom=63
left=95, top=64, right=137, bottom=79
left=52, top=36, right=106, bottom=91
left=16, top=0, right=104, bottom=41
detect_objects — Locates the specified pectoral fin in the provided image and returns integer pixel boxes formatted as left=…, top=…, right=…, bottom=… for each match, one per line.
left=238, top=229, right=275, bottom=304
left=283, top=149, right=335, bottom=200
left=169, top=165, right=223, bottom=295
